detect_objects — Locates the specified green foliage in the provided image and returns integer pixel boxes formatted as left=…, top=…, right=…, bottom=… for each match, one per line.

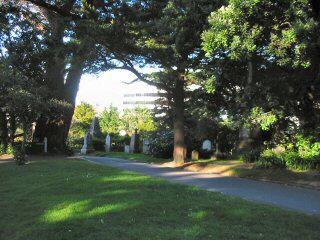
left=73, top=102, right=96, bottom=127
left=13, top=148, right=26, bottom=165
left=0, top=144, right=6, bottom=155
left=122, top=107, right=157, bottom=136
left=92, top=138, right=105, bottom=151
left=257, top=149, right=287, bottom=169
left=68, top=102, right=96, bottom=149
left=149, top=130, right=174, bottom=158
left=100, top=105, right=121, bottom=135
left=109, top=134, right=131, bottom=152
left=6, top=144, right=15, bottom=155
left=246, top=107, right=280, bottom=131
left=203, top=0, right=316, bottom=67
left=295, top=134, right=320, bottom=159
left=257, top=149, right=320, bottom=170
left=242, top=148, right=263, bottom=163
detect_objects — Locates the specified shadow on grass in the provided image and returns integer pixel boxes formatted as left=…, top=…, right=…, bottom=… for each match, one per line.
left=0, top=159, right=319, bottom=240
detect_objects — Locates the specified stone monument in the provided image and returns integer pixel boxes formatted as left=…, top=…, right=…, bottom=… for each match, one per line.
left=129, top=128, right=140, bottom=153
left=237, top=127, right=253, bottom=153
left=44, top=137, right=48, bottom=153
left=202, top=139, right=212, bottom=151
left=191, top=150, right=199, bottom=161
left=81, top=132, right=94, bottom=154
left=124, top=145, right=130, bottom=153
left=142, top=138, right=150, bottom=154
left=90, top=117, right=102, bottom=138
left=105, top=134, right=111, bottom=152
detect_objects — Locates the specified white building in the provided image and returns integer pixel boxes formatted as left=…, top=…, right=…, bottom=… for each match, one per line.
left=123, top=92, right=161, bottom=109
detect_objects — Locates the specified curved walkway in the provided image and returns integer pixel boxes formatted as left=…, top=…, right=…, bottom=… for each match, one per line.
left=83, top=156, right=320, bottom=215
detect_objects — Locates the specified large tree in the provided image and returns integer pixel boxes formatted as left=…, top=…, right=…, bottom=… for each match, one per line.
left=104, top=0, right=224, bottom=165
left=3, top=0, right=140, bottom=151
left=202, top=0, right=320, bottom=141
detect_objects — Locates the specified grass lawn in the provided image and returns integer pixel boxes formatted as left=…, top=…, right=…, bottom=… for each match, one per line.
left=0, top=158, right=319, bottom=240
left=86, top=151, right=170, bottom=164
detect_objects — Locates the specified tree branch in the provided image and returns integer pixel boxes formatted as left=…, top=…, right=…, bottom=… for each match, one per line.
left=25, top=0, right=83, bottom=20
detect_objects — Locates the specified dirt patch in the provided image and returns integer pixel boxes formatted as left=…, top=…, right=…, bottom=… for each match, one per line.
left=0, top=154, right=13, bottom=160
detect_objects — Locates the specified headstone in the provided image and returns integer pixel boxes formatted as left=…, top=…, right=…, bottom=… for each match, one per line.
left=81, top=132, right=94, bottom=154
left=142, top=138, right=150, bottom=154
left=105, top=134, right=111, bottom=152
left=191, top=150, right=199, bottom=161
left=44, top=137, right=48, bottom=153
left=124, top=145, right=130, bottom=153
left=202, top=140, right=212, bottom=151
left=90, top=117, right=102, bottom=138
left=215, top=142, right=219, bottom=155
left=237, top=126, right=253, bottom=153
left=129, top=128, right=140, bottom=153
left=239, top=127, right=250, bottom=139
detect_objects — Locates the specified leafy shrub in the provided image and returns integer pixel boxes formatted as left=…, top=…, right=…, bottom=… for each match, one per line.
left=148, top=130, right=174, bottom=158
left=295, top=134, right=320, bottom=159
left=0, top=144, right=6, bottom=154
left=283, top=152, right=320, bottom=170
left=14, top=148, right=26, bottom=165
left=257, top=149, right=320, bottom=170
left=68, top=137, right=83, bottom=150
left=6, top=144, right=15, bottom=155
left=256, top=149, right=287, bottom=169
left=198, top=149, right=213, bottom=159
left=92, top=138, right=105, bottom=151
left=24, top=142, right=45, bottom=154
left=243, top=148, right=262, bottom=163
left=110, top=134, right=131, bottom=152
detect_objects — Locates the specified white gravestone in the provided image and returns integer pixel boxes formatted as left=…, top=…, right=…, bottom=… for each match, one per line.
left=105, top=134, right=111, bottom=152
left=44, top=137, right=48, bottom=153
left=143, top=139, right=150, bottom=154
left=202, top=140, right=212, bottom=151
left=124, top=145, right=130, bottom=153
left=81, top=132, right=94, bottom=154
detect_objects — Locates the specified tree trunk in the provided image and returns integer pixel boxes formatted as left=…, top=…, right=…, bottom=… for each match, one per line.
left=0, top=110, right=8, bottom=147
left=237, top=60, right=254, bottom=153
left=33, top=4, right=86, bottom=152
left=33, top=56, right=85, bottom=152
left=247, top=60, right=253, bottom=85
left=8, top=113, right=16, bottom=144
left=172, top=73, right=186, bottom=165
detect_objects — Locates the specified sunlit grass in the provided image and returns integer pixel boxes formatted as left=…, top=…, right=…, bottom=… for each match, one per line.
left=0, top=159, right=319, bottom=240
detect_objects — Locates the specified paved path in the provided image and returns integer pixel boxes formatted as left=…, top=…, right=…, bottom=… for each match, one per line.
left=84, top=156, right=320, bottom=215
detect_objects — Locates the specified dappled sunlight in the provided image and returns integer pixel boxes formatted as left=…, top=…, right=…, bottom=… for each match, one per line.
left=99, top=175, right=150, bottom=182
left=43, top=199, right=141, bottom=223
left=43, top=200, right=91, bottom=223
left=1, top=159, right=319, bottom=240
left=189, top=210, right=208, bottom=220
left=96, top=189, right=138, bottom=197
left=87, top=201, right=140, bottom=216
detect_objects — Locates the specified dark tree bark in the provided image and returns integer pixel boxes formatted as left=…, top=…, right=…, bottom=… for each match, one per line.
left=298, top=2, right=320, bottom=131
left=0, top=110, right=8, bottom=147
left=33, top=54, right=85, bottom=151
left=8, top=113, right=16, bottom=144
left=172, top=73, right=186, bottom=165
left=32, top=1, right=87, bottom=152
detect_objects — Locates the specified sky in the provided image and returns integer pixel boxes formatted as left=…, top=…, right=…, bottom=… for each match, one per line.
left=76, top=69, right=158, bottom=113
